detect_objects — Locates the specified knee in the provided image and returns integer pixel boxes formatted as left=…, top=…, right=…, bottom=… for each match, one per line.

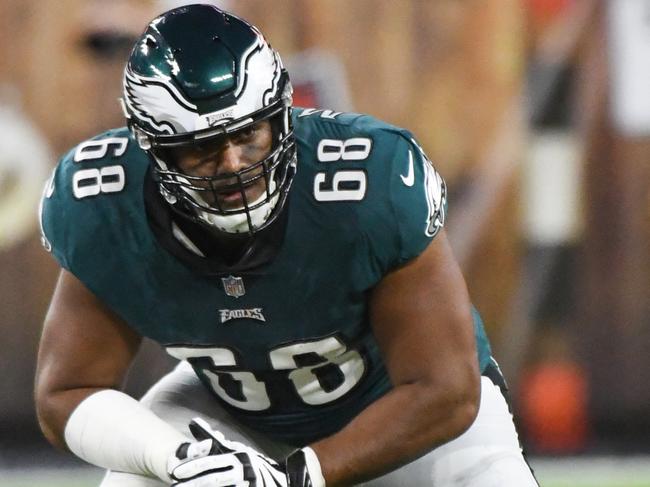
left=448, top=450, right=539, bottom=487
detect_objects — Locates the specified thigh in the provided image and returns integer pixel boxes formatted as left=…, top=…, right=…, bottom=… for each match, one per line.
left=363, top=376, right=539, bottom=487
left=138, top=360, right=294, bottom=458
left=100, top=471, right=167, bottom=487
left=100, top=361, right=294, bottom=487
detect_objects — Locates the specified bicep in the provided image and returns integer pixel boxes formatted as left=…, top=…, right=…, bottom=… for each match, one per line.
left=370, top=230, right=478, bottom=389
left=35, top=269, right=142, bottom=446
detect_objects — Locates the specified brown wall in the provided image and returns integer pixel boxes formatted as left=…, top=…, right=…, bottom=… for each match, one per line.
left=235, top=0, right=525, bottom=183
left=234, top=0, right=526, bottom=334
left=0, top=0, right=161, bottom=421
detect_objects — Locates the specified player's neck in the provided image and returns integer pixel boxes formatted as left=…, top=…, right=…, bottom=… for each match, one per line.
left=144, top=169, right=288, bottom=274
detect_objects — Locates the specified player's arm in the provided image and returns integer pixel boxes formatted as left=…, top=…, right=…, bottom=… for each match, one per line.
left=309, top=229, right=480, bottom=486
left=35, top=269, right=187, bottom=481
left=35, top=269, right=140, bottom=448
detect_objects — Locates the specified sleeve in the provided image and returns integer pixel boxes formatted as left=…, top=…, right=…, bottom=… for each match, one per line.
left=359, top=129, right=447, bottom=280
left=39, top=152, right=74, bottom=271
left=39, top=129, right=133, bottom=274
left=390, top=132, right=447, bottom=264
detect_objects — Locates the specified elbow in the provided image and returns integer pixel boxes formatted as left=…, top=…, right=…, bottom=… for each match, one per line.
left=449, top=382, right=480, bottom=440
left=35, top=385, right=67, bottom=450
left=34, top=374, right=85, bottom=451
left=35, top=377, right=110, bottom=451
left=420, top=368, right=481, bottom=445
left=450, top=371, right=481, bottom=440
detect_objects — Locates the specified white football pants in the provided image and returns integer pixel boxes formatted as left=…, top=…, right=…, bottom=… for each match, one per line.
left=100, top=361, right=538, bottom=487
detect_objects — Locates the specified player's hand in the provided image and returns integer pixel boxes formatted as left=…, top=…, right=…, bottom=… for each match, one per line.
left=167, top=417, right=287, bottom=486
left=168, top=417, right=324, bottom=487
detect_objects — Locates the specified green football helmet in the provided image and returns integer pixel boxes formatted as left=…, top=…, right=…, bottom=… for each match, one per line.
left=121, top=4, right=295, bottom=235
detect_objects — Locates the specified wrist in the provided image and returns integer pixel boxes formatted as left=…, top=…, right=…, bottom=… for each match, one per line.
left=285, top=447, right=326, bottom=487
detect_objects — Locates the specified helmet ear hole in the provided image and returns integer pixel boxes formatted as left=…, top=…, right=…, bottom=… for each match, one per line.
left=145, top=35, right=157, bottom=49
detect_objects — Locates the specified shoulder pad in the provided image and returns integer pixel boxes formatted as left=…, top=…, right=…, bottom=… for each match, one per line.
left=39, top=128, right=149, bottom=271
left=291, top=110, right=446, bottom=275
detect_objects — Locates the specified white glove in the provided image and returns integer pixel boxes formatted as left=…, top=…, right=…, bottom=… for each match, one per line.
left=168, top=417, right=288, bottom=487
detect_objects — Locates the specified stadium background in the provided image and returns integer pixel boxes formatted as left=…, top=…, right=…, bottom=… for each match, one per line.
left=1, top=1, right=649, bottom=486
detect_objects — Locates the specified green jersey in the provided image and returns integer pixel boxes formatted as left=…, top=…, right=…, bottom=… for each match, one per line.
left=40, top=108, right=492, bottom=445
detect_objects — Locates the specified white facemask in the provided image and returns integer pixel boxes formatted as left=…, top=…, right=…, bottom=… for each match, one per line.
left=195, top=180, right=279, bottom=233
left=155, top=155, right=281, bottom=234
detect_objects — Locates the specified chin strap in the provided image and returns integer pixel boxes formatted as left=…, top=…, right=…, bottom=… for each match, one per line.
left=284, top=447, right=326, bottom=487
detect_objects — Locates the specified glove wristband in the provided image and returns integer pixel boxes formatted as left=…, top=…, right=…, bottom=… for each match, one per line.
left=285, top=447, right=326, bottom=487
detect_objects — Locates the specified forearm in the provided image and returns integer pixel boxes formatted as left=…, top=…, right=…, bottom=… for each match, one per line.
left=310, top=377, right=479, bottom=486
left=48, top=388, right=187, bottom=482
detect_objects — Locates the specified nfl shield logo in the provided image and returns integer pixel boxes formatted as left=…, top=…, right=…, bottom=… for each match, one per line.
left=222, top=275, right=245, bottom=298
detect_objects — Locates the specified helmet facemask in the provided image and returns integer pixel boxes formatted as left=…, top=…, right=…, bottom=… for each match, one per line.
left=146, top=103, right=295, bottom=235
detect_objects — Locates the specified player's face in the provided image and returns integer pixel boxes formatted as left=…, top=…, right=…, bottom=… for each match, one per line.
left=172, top=120, right=273, bottom=209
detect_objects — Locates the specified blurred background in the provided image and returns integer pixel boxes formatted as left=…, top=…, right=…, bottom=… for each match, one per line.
left=1, top=1, right=649, bottom=486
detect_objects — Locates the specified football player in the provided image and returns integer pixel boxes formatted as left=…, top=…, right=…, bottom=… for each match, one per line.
left=35, top=4, right=539, bottom=486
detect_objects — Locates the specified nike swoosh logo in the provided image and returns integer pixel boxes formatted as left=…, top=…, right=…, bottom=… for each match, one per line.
left=400, top=150, right=415, bottom=187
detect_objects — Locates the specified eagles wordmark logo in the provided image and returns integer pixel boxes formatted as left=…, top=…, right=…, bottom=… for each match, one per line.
left=205, top=108, right=235, bottom=127
left=219, top=308, right=266, bottom=324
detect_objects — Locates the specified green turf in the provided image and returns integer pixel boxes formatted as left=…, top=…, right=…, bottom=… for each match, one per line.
left=2, top=470, right=103, bottom=487
left=543, top=482, right=650, bottom=487
left=5, top=462, right=650, bottom=487
left=539, top=472, right=650, bottom=487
